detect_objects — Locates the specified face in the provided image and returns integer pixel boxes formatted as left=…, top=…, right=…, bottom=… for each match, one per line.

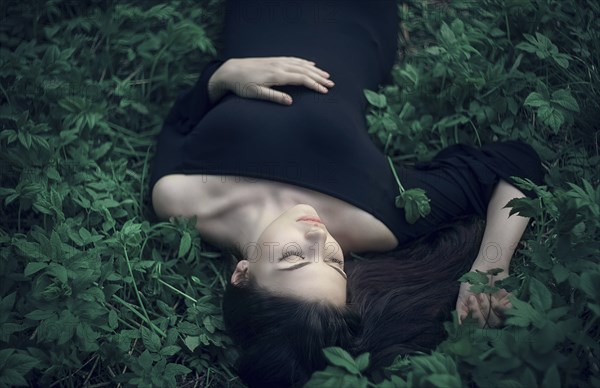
left=231, top=204, right=347, bottom=305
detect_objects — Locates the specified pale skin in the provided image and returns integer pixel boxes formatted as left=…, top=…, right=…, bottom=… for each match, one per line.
left=153, top=56, right=531, bottom=328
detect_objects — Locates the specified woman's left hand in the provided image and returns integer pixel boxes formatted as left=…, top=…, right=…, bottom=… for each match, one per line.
left=455, top=271, right=513, bottom=328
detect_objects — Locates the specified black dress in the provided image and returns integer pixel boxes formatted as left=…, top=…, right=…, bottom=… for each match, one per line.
left=149, top=0, right=544, bottom=245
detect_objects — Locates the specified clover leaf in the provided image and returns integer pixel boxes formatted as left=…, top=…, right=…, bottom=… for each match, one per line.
left=388, top=157, right=432, bottom=224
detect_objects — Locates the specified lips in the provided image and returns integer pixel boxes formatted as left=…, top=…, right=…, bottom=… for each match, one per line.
left=297, top=216, right=323, bottom=224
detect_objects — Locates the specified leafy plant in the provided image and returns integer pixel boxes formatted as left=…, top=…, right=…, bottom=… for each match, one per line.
left=0, top=0, right=598, bottom=387
left=387, top=155, right=431, bottom=224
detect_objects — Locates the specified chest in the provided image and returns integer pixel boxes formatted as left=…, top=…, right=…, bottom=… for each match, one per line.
left=192, top=174, right=399, bottom=253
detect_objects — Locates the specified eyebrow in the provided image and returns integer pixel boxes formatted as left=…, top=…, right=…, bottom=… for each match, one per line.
left=277, top=261, right=347, bottom=280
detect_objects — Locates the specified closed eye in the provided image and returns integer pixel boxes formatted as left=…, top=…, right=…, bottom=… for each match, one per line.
left=277, top=255, right=346, bottom=279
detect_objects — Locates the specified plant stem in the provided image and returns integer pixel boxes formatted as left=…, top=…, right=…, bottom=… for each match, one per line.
left=157, top=278, right=197, bottom=303
left=111, top=294, right=166, bottom=338
left=505, top=11, right=511, bottom=45
left=122, top=246, right=160, bottom=336
left=387, top=156, right=405, bottom=193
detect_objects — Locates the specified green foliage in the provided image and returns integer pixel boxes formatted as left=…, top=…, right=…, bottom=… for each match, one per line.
left=387, top=155, right=432, bottom=224
left=0, top=0, right=238, bottom=386
left=0, top=0, right=598, bottom=387
left=360, top=0, right=600, bottom=387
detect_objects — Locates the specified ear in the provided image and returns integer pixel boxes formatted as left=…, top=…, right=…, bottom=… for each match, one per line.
left=231, top=260, right=250, bottom=286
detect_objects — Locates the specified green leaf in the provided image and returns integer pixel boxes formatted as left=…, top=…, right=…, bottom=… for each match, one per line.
left=0, top=292, right=16, bottom=313
left=24, top=262, right=47, bottom=277
left=458, top=270, right=489, bottom=285
left=440, top=22, right=456, bottom=43
left=551, top=89, right=580, bottom=112
left=14, top=240, right=44, bottom=259
left=47, top=263, right=68, bottom=283
left=129, top=101, right=149, bottom=115
left=553, top=54, right=570, bottom=69
left=9, top=352, right=40, bottom=376
left=323, top=347, right=359, bottom=375
left=138, top=350, right=154, bottom=370
left=537, top=105, right=564, bottom=132
left=142, top=326, right=161, bottom=353
left=25, top=310, right=56, bottom=320
left=184, top=336, right=200, bottom=352
left=305, top=366, right=367, bottom=387
left=523, top=92, right=548, bottom=108
left=354, top=353, right=370, bottom=373
left=76, top=322, right=99, bottom=351
left=79, top=227, right=92, bottom=242
left=364, top=90, right=387, bottom=108
left=541, top=364, right=561, bottom=388
left=159, top=346, right=181, bottom=357
left=528, top=277, right=552, bottom=311
left=551, top=264, right=570, bottom=283
left=382, top=116, right=397, bottom=131
left=0, top=369, right=28, bottom=386
left=579, top=272, right=600, bottom=299
left=164, top=363, right=192, bottom=377
left=203, top=316, right=215, bottom=334
left=399, top=64, right=419, bottom=87
left=394, top=188, right=431, bottom=224
left=108, top=310, right=118, bottom=330
left=504, top=295, right=545, bottom=328
left=515, top=42, right=537, bottom=54
left=0, top=348, right=15, bottom=367
left=424, top=374, right=461, bottom=388
left=178, top=232, right=192, bottom=258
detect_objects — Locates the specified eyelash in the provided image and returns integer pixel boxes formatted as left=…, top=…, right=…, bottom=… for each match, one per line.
left=281, top=250, right=343, bottom=265
left=282, top=249, right=304, bottom=260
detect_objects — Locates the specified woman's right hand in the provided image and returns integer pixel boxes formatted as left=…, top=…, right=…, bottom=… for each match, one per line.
left=208, top=56, right=334, bottom=105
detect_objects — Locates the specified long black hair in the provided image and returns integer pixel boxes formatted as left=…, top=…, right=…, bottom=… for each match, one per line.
left=222, top=278, right=360, bottom=387
left=222, top=216, right=485, bottom=387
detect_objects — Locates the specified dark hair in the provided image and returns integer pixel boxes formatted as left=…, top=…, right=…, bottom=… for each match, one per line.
left=347, top=216, right=485, bottom=375
left=222, top=277, right=360, bottom=387
left=222, top=216, right=485, bottom=387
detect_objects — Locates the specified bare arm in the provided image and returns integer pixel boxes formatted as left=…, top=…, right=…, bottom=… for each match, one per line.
left=456, top=178, right=530, bottom=327
left=470, top=179, right=530, bottom=274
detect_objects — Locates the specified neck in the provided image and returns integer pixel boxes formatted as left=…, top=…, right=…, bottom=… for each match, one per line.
left=227, top=199, right=285, bottom=256
left=219, top=193, right=352, bottom=258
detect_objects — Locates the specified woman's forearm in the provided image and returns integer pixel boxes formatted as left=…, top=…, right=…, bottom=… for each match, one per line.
left=470, top=179, right=531, bottom=275
left=208, top=60, right=230, bottom=105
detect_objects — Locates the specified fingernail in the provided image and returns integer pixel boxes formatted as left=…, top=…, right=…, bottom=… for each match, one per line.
left=327, top=80, right=334, bottom=85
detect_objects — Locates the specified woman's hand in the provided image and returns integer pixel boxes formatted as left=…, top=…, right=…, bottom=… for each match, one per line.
left=455, top=271, right=513, bottom=328
left=208, top=56, right=334, bottom=105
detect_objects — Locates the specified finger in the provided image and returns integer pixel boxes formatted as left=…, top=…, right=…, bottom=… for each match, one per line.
left=300, top=64, right=332, bottom=82
left=493, top=295, right=512, bottom=311
left=283, top=56, right=316, bottom=67
left=478, top=294, right=492, bottom=317
left=282, top=65, right=334, bottom=90
left=248, top=85, right=292, bottom=105
left=495, top=288, right=510, bottom=299
left=468, top=295, right=487, bottom=327
left=490, top=296, right=508, bottom=319
left=301, top=63, right=331, bottom=78
left=457, top=305, right=469, bottom=324
left=283, top=73, right=331, bottom=94
left=478, top=294, right=503, bottom=327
